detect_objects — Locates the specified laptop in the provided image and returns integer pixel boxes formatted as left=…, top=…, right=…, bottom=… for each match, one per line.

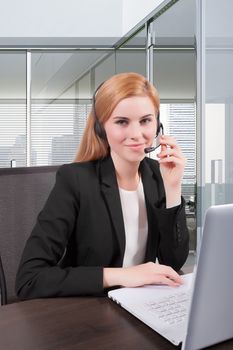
left=108, top=204, right=233, bottom=349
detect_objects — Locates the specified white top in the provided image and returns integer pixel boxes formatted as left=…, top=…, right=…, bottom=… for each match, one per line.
left=119, top=179, right=148, bottom=267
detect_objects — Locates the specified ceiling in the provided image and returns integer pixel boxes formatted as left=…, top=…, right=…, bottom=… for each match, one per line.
left=1, top=0, right=223, bottom=101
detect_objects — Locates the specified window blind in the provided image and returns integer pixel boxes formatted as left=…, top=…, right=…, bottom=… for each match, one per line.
left=31, top=101, right=92, bottom=166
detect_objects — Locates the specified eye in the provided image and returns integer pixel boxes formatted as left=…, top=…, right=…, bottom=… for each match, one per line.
left=115, top=119, right=128, bottom=126
left=140, top=117, right=152, bottom=125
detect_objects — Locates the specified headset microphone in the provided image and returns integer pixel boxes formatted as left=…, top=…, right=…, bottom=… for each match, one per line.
left=144, top=146, right=157, bottom=154
left=144, top=122, right=164, bottom=154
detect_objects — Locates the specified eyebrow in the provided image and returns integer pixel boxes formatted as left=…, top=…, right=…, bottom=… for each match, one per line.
left=113, top=114, right=154, bottom=120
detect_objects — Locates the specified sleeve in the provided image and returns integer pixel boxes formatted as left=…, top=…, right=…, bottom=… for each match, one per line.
left=155, top=196, right=190, bottom=271
left=15, top=165, right=104, bottom=299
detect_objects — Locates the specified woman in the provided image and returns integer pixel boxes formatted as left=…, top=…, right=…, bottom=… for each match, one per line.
left=16, top=72, right=189, bottom=299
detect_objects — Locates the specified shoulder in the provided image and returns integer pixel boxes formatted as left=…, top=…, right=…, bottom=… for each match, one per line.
left=58, top=160, right=97, bottom=174
left=57, top=160, right=99, bottom=183
left=51, top=161, right=99, bottom=196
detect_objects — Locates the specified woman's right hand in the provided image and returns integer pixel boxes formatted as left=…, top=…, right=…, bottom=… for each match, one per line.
left=103, top=262, right=183, bottom=288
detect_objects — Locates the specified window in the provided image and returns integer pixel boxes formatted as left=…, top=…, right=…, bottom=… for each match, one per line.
left=0, top=52, right=26, bottom=168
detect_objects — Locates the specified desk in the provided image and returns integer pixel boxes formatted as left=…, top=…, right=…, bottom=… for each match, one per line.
left=1, top=294, right=233, bottom=350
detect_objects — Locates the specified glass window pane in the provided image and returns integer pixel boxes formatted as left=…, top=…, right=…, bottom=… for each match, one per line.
left=152, top=0, right=196, bottom=250
left=161, top=103, right=196, bottom=251
left=115, top=26, right=146, bottom=76
left=203, top=0, right=233, bottom=208
left=31, top=50, right=112, bottom=165
left=153, top=51, right=196, bottom=100
left=0, top=52, right=26, bottom=168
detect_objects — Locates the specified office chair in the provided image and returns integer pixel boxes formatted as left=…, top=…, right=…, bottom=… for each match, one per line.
left=0, top=165, right=59, bottom=303
left=0, top=254, right=7, bottom=305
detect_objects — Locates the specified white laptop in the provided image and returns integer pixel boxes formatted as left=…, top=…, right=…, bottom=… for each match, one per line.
left=108, top=204, right=233, bottom=349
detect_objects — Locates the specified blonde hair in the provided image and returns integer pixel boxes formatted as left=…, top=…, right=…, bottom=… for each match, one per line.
left=75, top=72, right=160, bottom=162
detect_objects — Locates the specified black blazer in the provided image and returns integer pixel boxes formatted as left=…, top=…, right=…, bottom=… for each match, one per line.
left=16, top=156, right=189, bottom=299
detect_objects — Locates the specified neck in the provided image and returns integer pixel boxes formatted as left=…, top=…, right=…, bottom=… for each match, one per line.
left=110, top=152, right=141, bottom=190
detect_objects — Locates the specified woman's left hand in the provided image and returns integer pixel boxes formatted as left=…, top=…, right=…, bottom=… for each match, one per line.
left=157, top=135, right=186, bottom=207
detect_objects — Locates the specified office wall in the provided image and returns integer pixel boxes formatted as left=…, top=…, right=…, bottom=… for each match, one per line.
left=0, top=0, right=165, bottom=46
left=0, top=0, right=123, bottom=46
left=0, top=0, right=123, bottom=36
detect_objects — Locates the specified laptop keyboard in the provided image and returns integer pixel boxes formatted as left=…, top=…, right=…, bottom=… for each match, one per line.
left=145, top=291, right=191, bottom=326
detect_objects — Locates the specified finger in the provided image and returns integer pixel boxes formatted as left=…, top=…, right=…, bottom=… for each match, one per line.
left=156, top=265, right=183, bottom=284
left=158, top=156, right=184, bottom=166
left=160, top=134, right=177, bottom=144
left=156, top=275, right=182, bottom=287
left=160, top=136, right=181, bottom=150
left=160, top=140, right=167, bottom=152
left=157, top=149, right=183, bottom=159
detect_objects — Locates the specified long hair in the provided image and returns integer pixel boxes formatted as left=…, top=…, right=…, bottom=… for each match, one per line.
left=75, top=72, right=160, bottom=162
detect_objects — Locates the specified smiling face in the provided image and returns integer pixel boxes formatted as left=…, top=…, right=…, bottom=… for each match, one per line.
left=104, top=96, right=158, bottom=165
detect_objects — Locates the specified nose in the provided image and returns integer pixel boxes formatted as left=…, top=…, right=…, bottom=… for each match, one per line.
left=128, top=123, right=142, bottom=140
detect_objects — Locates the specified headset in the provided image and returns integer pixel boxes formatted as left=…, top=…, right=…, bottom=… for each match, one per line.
left=92, top=82, right=164, bottom=153
left=92, top=82, right=107, bottom=140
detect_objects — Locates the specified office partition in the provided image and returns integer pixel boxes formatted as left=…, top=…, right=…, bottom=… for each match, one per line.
left=196, top=0, right=233, bottom=248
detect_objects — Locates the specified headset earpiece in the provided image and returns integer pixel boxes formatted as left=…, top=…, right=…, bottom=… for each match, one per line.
left=93, top=117, right=107, bottom=140
left=92, top=82, right=107, bottom=140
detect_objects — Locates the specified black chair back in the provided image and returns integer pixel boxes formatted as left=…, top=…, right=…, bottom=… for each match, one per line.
left=0, top=254, right=7, bottom=305
left=0, top=166, right=59, bottom=303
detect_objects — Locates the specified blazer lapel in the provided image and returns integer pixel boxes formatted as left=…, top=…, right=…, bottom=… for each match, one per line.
left=98, top=156, right=125, bottom=264
left=139, top=159, right=159, bottom=208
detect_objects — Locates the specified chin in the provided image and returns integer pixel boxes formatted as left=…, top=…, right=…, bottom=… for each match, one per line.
left=127, top=154, right=145, bottom=163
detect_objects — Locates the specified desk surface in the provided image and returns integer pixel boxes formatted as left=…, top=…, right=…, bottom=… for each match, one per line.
left=1, top=293, right=233, bottom=350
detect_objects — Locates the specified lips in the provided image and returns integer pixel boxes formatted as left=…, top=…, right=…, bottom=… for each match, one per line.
left=126, top=144, right=145, bottom=149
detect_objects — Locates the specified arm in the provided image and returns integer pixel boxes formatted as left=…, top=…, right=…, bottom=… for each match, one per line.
left=103, top=262, right=183, bottom=288
left=15, top=165, right=104, bottom=299
left=158, top=134, right=185, bottom=209
left=156, top=135, right=189, bottom=270
left=155, top=198, right=189, bottom=271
